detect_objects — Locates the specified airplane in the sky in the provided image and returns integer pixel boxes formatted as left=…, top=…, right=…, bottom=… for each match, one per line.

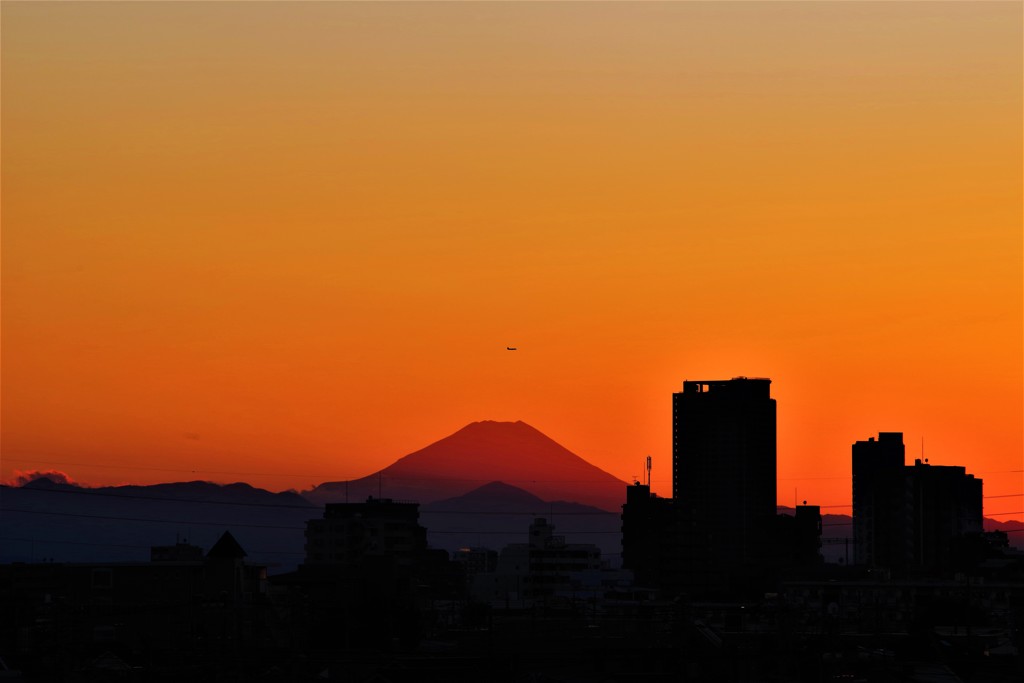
left=507, top=347, right=517, bottom=351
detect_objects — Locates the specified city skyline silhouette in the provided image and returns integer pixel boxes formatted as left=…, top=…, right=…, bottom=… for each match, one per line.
left=2, top=2, right=1021, bottom=678
left=4, top=407, right=1019, bottom=570
left=3, top=377, right=1021, bottom=681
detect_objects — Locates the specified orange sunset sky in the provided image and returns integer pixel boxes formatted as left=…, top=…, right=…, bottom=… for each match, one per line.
left=2, top=2, right=1021, bottom=519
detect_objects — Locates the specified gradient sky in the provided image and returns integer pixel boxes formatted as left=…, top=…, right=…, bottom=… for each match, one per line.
left=3, top=2, right=1021, bottom=519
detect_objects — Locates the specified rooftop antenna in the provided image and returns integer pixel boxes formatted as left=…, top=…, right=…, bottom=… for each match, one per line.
left=645, top=456, right=652, bottom=487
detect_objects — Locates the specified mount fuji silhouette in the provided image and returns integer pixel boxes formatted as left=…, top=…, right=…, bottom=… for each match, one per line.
left=305, top=421, right=628, bottom=511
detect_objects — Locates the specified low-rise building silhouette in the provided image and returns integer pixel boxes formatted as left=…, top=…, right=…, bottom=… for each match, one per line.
left=452, top=546, right=498, bottom=577
left=470, top=517, right=628, bottom=608
left=277, top=497, right=462, bottom=653
left=304, top=496, right=426, bottom=567
left=774, top=503, right=824, bottom=567
left=620, top=481, right=685, bottom=591
left=0, top=531, right=269, bottom=679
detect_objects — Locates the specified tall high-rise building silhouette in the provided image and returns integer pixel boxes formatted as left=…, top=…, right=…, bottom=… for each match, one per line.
left=672, top=378, right=777, bottom=587
left=852, top=432, right=908, bottom=568
left=852, top=432, right=983, bottom=575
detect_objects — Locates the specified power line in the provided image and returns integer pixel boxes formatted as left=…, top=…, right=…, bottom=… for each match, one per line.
left=4, top=504, right=623, bottom=532
left=793, top=495, right=1022, bottom=509
left=3, top=508, right=306, bottom=530
left=3, top=457, right=628, bottom=485
left=4, top=485, right=317, bottom=510
left=0, top=536, right=305, bottom=555
left=2, top=457, right=323, bottom=480
left=0, top=537, right=151, bottom=551
left=8, top=503, right=1017, bottom=537
left=9, top=454, right=1023, bottom=479
left=7, top=453, right=1023, bottom=508
left=4, top=487, right=621, bottom=516
left=3, top=485, right=626, bottom=515
left=6, top=485, right=1021, bottom=523
left=428, top=530, right=620, bottom=535
left=3, top=455, right=343, bottom=480
left=423, top=510, right=616, bottom=516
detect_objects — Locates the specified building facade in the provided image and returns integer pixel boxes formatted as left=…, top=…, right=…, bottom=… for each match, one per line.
left=304, top=496, right=427, bottom=567
left=620, top=482, right=684, bottom=590
left=907, top=458, right=983, bottom=573
left=672, top=378, right=777, bottom=588
left=852, top=432, right=910, bottom=568
left=852, top=432, right=983, bottom=575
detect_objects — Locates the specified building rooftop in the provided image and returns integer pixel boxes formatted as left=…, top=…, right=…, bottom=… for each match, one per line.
left=680, top=377, right=772, bottom=397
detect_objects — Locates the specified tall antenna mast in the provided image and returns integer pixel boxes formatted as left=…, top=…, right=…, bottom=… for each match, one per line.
left=645, top=456, right=652, bottom=487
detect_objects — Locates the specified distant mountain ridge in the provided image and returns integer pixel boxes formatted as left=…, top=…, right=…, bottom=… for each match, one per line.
left=420, top=481, right=622, bottom=559
left=20, top=476, right=313, bottom=506
left=1, top=478, right=315, bottom=569
left=1, top=476, right=625, bottom=568
left=432, top=480, right=548, bottom=509
left=305, top=420, right=628, bottom=511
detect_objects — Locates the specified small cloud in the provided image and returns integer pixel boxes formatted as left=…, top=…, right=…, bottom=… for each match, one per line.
left=10, top=469, right=77, bottom=487
left=184, top=432, right=201, bottom=440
